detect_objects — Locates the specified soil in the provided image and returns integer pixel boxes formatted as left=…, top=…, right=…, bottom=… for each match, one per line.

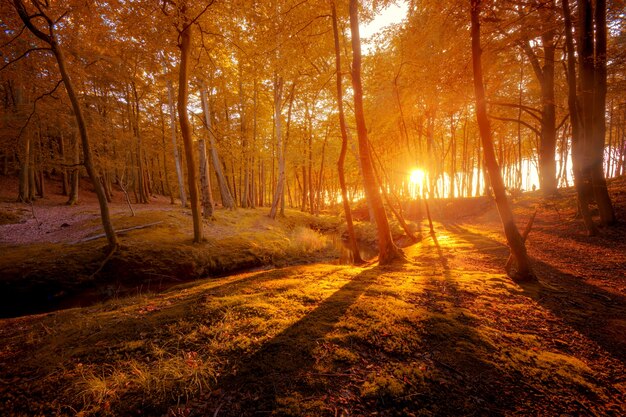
left=0, top=174, right=625, bottom=416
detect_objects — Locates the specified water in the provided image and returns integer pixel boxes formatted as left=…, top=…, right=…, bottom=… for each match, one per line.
left=329, top=233, right=378, bottom=264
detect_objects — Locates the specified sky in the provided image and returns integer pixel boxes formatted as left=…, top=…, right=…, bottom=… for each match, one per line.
left=360, top=2, right=409, bottom=51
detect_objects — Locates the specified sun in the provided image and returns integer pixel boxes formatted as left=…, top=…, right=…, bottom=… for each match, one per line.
left=409, top=168, right=425, bottom=186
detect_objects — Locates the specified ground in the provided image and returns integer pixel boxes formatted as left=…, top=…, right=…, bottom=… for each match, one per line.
left=0, top=175, right=625, bottom=416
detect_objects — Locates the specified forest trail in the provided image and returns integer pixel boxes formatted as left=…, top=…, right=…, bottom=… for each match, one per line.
left=1, top=211, right=625, bottom=416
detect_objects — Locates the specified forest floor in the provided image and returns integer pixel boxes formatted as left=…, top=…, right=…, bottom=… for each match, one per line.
left=0, top=175, right=625, bottom=416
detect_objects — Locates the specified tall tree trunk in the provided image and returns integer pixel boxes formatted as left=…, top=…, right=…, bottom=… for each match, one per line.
left=166, top=73, right=187, bottom=207
left=59, top=132, right=69, bottom=195
left=197, top=90, right=215, bottom=219
left=18, top=131, right=30, bottom=203
left=201, top=85, right=235, bottom=209
left=349, top=0, right=400, bottom=265
left=177, top=16, right=202, bottom=243
left=471, top=0, right=532, bottom=278
left=590, top=0, right=616, bottom=225
left=565, top=0, right=597, bottom=234
left=269, top=74, right=285, bottom=219
left=198, top=135, right=214, bottom=219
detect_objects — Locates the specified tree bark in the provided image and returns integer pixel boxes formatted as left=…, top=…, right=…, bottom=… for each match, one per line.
left=269, top=74, right=285, bottom=219
left=201, top=85, right=235, bottom=209
left=561, top=0, right=597, bottom=235
left=349, top=0, right=400, bottom=265
left=198, top=89, right=215, bottom=219
left=177, top=15, right=203, bottom=243
left=471, top=0, right=532, bottom=278
left=590, top=0, right=616, bottom=225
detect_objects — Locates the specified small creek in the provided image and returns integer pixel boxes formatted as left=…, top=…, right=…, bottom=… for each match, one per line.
left=2, top=234, right=377, bottom=318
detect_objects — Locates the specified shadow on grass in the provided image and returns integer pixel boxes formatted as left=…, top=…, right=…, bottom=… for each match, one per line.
left=415, top=235, right=532, bottom=414
left=443, top=223, right=626, bottom=364
left=196, top=266, right=379, bottom=415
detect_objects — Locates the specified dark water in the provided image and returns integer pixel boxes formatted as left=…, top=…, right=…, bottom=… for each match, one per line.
left=1, top=237, right=376, bottom=318
left=329, top=233, right=378, bottom=264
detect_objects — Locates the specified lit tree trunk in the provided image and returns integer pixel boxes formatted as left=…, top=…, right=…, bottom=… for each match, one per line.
left=566, top=0, right=597, bottom=234
left=177, top=14, right=202, bottom=243
left=239, top=62, right=250, bottom=209
left=201, top=85, right=235, bottom=209
left=198, top=88, right=215, bottom=219
left=269, top=74, right=284, bottom=219
left=166, top=77, right=187, bottom=207
left=198, top=134, right=214, bottom=219
left=13, top=0, right=117, bottom=248
left=521, top=1, right=558, bottom=196
left=159, top=96, right=175, bottom=204
left=471, top=0, right=531, bottom=278
left=349, top=0, right=400, bottom=264
left=59, top=132, right=69, bottom=195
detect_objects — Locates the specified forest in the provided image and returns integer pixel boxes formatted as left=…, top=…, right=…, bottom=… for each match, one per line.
left=0, top=0, right=625, bottom=416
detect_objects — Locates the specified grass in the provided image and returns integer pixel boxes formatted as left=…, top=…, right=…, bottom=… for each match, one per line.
left=2, top=178, right=625, bottom=415
left=1, top=231, right=624, bottom=416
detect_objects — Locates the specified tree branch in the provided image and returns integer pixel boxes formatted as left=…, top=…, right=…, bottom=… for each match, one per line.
left=488, top=100, right=543, bottom=122
left=0, top=47, right=51, bottom=72
left=490, top=115, right=540, bottom=135
left=12, top=0, right=52, bottom=44
left=17, top=78, right=63, bottom=138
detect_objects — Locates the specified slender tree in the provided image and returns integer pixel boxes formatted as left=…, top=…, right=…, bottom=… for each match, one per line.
left=471, top=0, right=532, bottom=279
left=349, top=0, right=400, bottom=265
left=12, top=0, right=118, bottom=249
left=175, top=3, right=205, bottom=243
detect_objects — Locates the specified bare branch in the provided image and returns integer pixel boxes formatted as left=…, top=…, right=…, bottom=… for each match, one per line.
left=17, top=79, right=64, bottom=139
left=12, top=0, right=52, bottom=44
left=182, top=0, right=216, bottom=33
left=488, top=100, right=543, bottom=123
left=0, top=47, right=51, bottom=72
left=490, top=115, right=541, bottom=135
left=0, top=25, right=27, bottom=49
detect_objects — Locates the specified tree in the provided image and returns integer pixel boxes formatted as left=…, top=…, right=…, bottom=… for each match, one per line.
left=331, top=0, right=363, bottom=265
left=12, top=0, right=118, bottom=249
left=349, top=0, right=401, bottom=265
left=470, top=0, right=532, bottom=279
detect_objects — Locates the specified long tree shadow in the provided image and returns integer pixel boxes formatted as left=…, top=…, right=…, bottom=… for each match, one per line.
left=415, top=235, right=538, bottom=414
left=197, top=266, right=379, bottom=415
left=443, top=222, right=626, bottom=364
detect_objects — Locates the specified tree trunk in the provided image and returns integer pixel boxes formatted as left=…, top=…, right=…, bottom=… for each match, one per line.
left=564, top=0, right=597, bottom=234
left=177, top=16, right=203, bottom=243
left=471, top=0, right=532, bottom=278
left=590, top=0, right=615, bottom=225
left=201, top=85, right=235, bottom=209
left=18, top=132, right=30, bottom=203
left=269, top=74, right=285, bottom=219
left=198, top=87, right=215, bottom=219
left=349, top=0, right=400, bottom=265
left=166, top=77, right=187, bottom=207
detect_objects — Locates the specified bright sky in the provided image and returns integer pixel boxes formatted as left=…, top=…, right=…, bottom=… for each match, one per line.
left=360, top=2, right=408, bottom=51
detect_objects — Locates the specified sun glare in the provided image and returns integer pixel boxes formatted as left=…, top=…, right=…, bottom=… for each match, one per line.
left=408, top=168, right=426, bottom=199
left=409, top=169, right=425, bottom=186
